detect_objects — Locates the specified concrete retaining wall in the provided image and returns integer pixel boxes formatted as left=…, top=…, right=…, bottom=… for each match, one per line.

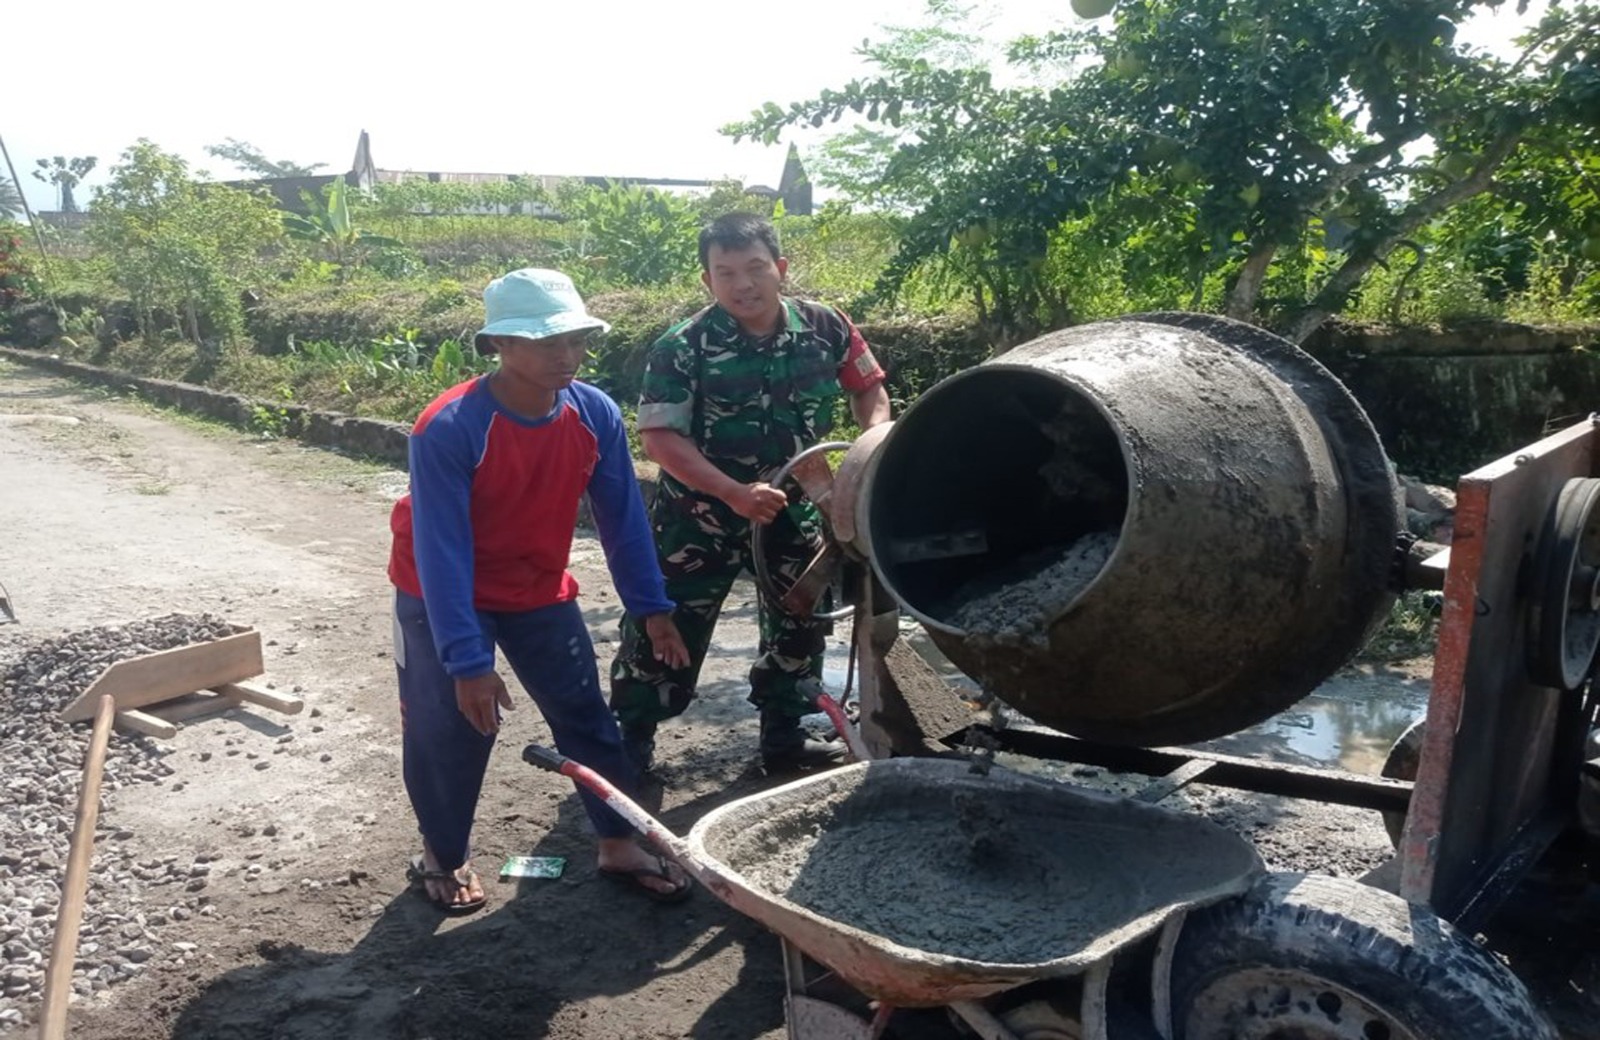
left=1303, top=320, right=1600, bottom=479
left=9, top=316, right=1600, bottom=485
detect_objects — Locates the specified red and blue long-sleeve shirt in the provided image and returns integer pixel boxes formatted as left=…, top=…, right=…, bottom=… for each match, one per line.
left=388, top=377, right=673, bottom=679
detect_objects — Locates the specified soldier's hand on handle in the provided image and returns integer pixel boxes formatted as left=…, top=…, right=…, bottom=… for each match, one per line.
left=455, top=672, right=515, bottom=735
left=644, top=612, right=691, bottom=669
left=728, top=482, right=788, bottom=525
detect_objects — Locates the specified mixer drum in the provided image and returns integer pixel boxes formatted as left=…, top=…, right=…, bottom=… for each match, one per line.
left=859, top=313, right=1401, bottom=746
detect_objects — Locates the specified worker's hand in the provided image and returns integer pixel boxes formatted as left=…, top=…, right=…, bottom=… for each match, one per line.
left=455, top=672, right=514, bottom=735
left=643, top=612, right=691, bottom=669
left=727, top=482, right=788, bottom=525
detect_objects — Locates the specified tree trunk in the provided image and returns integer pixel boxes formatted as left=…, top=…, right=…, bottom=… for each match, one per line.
left=1224, top=242, right=1279, bottom=321
left=1284, top=129, right=1523, bottom=344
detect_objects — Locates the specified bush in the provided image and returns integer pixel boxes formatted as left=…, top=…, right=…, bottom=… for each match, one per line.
left=247, top=278, right=481, bottom=355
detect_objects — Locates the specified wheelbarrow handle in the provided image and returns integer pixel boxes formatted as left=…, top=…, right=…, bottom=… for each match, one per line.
left=522, top=744, right=569, bottom=773
left=808, top=687, right=873, bottom=763
left=521, top=743, right=698, bottom=869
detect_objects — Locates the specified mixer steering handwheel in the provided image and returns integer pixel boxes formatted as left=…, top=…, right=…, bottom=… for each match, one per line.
left=750, top=441, right=857, bottom=622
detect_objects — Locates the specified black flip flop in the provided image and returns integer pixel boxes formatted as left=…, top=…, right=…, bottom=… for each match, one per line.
left=598, top=854, right=693, bottom=904
left=406, top=854, right=488, bottom=915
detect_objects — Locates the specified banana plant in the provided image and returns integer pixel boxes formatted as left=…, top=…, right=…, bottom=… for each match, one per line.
left=282, top=178, right=401, bottom=273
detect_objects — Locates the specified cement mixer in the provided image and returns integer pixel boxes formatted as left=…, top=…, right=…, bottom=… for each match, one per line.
left=738, top=312, right=1598, bottom=1038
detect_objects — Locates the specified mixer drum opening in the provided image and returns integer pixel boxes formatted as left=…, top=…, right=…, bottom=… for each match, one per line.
left=865, top=367, right=1128, bottom=640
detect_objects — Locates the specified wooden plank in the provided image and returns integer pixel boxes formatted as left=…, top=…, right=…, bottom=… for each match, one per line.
left=114, top=709, right=179, bottom=740
left=60, top=628, right=263, bottom=721
left=40, top=695, right=116, bottom=1040
left=148, top=690, right=245, bottom=724
left=213, top=681, right=303, bottom=716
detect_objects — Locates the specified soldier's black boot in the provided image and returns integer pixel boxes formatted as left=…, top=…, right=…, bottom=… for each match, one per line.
left=759, top=708, right=847, bottom=772
left=620, top=721, right=657, bottom=775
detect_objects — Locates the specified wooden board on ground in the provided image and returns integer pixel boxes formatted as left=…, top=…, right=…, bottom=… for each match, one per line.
left=55, top=625, right=302, bottom=738
left=59, top=627, right=264, bottom=722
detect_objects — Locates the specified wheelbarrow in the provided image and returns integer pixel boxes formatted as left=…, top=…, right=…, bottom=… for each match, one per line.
left=522, top=745, right=1264, bottom=1038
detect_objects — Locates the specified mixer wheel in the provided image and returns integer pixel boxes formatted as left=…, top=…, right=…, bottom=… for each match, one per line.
left=1169, top=872, right=1556, bottom=1040
left=998, top=998, right=1082, bottom=1039
left=1528, top=477, right=1600, bottom=690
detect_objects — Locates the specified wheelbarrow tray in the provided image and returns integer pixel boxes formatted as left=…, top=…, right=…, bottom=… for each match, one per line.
left=685, top=758, right=1262, bottom=1007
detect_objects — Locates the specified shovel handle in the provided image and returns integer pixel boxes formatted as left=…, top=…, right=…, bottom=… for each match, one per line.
left=40, top=694, right=115, bottom=1039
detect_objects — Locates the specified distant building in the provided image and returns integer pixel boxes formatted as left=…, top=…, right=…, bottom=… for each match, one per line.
left=223, top=131, right=813, bottom=217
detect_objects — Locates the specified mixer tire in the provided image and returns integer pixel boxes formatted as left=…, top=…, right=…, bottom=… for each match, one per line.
left=1168, top=872, right=1556, bottom=1040
left=999, top=999, right=1082, bottom=1039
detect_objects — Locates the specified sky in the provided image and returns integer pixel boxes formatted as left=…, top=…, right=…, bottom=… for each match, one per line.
left=3, top=0, right=1545, bottom=213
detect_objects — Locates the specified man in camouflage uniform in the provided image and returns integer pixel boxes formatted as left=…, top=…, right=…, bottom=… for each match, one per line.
left=610, top=212, right=892, bottom=771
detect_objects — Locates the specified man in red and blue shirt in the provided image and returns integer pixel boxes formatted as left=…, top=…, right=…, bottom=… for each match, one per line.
left=389, top=268, right=691, bottom=911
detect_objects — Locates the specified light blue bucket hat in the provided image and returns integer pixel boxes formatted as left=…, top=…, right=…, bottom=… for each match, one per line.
left=474, top=268, right=611, bottom=355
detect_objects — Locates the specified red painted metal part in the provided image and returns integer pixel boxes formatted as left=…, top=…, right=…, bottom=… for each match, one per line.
left=1400, top=419, right=1597, bottom=917
left=811, top=688, right=872, bottom=762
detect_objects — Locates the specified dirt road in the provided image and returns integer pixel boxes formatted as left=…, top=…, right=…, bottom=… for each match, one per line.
left=1, top=362, right=1597, bottom=1039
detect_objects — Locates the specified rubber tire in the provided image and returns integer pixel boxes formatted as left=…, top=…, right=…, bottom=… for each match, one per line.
left=1000, top=999, right=1082, bottom=1039
left=1169, top=872, right=1556, bottom=1040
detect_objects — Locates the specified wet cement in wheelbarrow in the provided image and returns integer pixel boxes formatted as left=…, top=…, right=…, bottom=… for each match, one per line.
left=722, top=782, right=1232, bottom=965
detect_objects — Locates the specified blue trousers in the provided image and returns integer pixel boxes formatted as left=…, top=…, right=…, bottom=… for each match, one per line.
left=394, top=590, right=638, bottom=871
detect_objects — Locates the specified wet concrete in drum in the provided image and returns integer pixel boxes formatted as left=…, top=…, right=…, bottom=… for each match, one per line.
left=944, top=401, right=1123, bottom=643
left=725, top=783, right=1221, bottom=965
left=948, top=532, right=1118, bottom=644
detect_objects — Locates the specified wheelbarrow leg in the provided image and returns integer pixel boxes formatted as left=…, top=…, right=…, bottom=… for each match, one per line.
left=782, top=937, right=874, bottom=1040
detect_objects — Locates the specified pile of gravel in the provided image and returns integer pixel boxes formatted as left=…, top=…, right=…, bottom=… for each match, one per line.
left=0, top=614, right=233, bottom=1032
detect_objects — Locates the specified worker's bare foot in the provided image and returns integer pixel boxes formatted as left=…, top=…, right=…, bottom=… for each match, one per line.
left=597, top=838, right=692, bottom=902
left=407, top=846, right=487, bottom=914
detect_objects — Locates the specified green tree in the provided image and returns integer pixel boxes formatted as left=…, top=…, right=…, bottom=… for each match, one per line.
left=32, top=155, right=97, bottom=212
left=205, top=138, right=327, bottom=178
left=729, top=0, right=1600, bottom=341
left=88, top=140, right=284, bottom=343
left=565, top=181, right=700, bottom=287
left=0, top=176, right=22, bottom=221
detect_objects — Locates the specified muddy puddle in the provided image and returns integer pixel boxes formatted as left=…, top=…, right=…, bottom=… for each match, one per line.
left=1195, top=666, right=1429, bottom=773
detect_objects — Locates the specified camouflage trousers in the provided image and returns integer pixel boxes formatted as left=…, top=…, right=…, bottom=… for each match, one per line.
left=609, top=477, right=827, bottom=727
